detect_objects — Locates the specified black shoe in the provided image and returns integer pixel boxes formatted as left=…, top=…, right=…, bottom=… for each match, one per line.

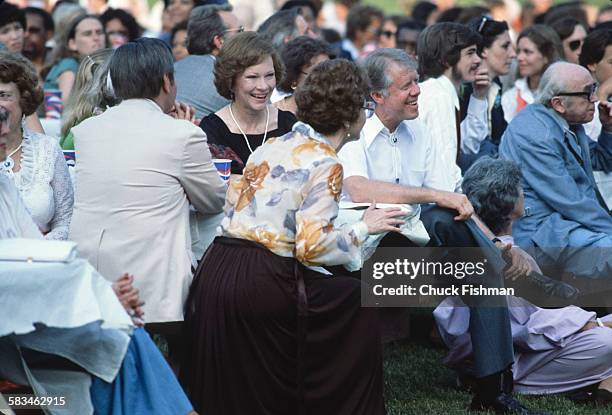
left=470, top=392, right=549, bottom=414
left=595, top=389, right=612, bottom=405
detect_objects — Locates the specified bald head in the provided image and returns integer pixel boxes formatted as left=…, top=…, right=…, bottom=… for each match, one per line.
left=536, top=62, right=593, bottom=104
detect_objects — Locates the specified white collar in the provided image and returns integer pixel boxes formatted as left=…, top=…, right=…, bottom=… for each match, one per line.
left=437, top=75, right=460, bottom=110
left=362, top=113, right=410, bottom=149
left=291, top=121, right=333, bottom=146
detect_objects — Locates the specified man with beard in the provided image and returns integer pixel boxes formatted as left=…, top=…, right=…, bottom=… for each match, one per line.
left=417, top=22, right=485, bottom=191
left=500, top=62, right=612, bottom=280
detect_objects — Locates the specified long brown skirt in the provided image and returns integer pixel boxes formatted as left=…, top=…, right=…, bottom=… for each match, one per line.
left=180, top=236, right=385, bottom=415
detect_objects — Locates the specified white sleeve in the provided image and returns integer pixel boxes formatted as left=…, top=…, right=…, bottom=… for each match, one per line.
left=46, top=139, right=74, bottom=240
left=337, top=137, right=369, bottom=179
left=501, top=87, right=517, bottom=124
left=460, top=95, right=488, bottom=155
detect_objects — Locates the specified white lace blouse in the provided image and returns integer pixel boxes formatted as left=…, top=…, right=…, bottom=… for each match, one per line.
left=3, top=130, right=73, bottom=240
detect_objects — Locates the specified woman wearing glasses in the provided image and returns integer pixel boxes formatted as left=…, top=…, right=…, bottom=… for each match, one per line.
left=200, top=32, right=297, bottom=174
left=459, top=16, right=516, bottom=171
left=274, top=36, right=332, bottom=115
left=501, top=25, right=562, bottom=123
left=550, top=17, right=588, bottom=65
left=181, top=59, right=401, bottom=415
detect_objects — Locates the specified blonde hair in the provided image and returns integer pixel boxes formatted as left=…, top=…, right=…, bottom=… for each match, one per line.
left=61, top=48, right=116, bottom=138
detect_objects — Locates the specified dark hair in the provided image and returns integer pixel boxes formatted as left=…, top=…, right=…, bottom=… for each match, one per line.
left=544, top=3, right=588, bottom=29
left=320, top=28, right=341, bottom=44
left=109, top=37, right=174, bottom=100
left=412, top=1, right=437, bottom=25
left=186, top=4, right=231, bottom=55
left=257, top=9, right=302, bottom=49
left=100, top=8, right=142, bottom=42
left=468, top=16, right=508, bottom=50
left=295, top=59, right=368, bottom=135
left=214, top=31, right=284, bottom=100
left=0, top=2, right=26, bottom=31
left=278, top=36, right=332, bottom=93
left=436, top=7, right=463, bottom=23
left=162, top=0, right=206, bottom=9
left=417, top=22, right=481, bottom=79
left=462, top=156, right=522, bottom=235
left=0, top=51, right=44, bottom=116
left=280, top=0, right=320, bottom=17
left=23, top=7, right=54, bottom=32
left=170, top=20, right=188, bottom=45
left=517, top=25, right=562, bottom=68
left=457, top=6, right=489, bottom=25
left=579, top=28, right=612, bottom=68
left=346, top=5, right=384, bottom=41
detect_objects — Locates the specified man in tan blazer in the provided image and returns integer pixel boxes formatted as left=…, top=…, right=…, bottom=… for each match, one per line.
left=70, top=39, right=226, bottom=333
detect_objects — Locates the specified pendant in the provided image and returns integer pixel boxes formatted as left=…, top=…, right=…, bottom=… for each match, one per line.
left=2, top=156, right=14, bottom=171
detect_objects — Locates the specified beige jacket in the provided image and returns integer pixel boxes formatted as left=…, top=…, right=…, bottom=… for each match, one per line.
left=70, top=99, right=226, bottom=322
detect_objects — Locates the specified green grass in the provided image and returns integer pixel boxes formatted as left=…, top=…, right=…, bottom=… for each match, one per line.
left=383, top=341, right=612, bottom=414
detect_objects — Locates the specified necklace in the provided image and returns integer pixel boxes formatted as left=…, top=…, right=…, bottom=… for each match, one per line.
left=229, top=103, right=270, bottom=154
left=2, top=143, right=22, bottom=172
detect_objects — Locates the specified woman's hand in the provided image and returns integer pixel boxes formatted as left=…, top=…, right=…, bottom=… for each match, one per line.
left=362, top=203, right=405, bottom=235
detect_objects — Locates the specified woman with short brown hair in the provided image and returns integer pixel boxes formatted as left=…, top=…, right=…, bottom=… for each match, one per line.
left=200, top=31, right=296, bottom=174
left=181, top=59, right=401, bottom=414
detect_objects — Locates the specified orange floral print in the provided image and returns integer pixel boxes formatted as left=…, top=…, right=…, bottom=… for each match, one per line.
left=327, top=163, right=343, bottom=201
left=295, top=219, right=327, bottom=265
left=235, top=161, right=270, bottom=212
left=291, top=139, right=336, bottom=165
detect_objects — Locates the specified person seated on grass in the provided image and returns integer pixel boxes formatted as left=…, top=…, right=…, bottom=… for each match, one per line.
left=435, top=157, right=612, bottom=405
left=0, top=106, right=196, bottom=415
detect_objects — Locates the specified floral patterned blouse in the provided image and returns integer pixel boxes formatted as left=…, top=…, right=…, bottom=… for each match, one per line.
left=220, top=122, right=368, bottom=267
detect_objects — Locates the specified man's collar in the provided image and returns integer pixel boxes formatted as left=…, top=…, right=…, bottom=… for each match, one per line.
left=362, top=113, right=408, bottom=149
left=545, top=105, right=570, bottom=132
left=436, top=75, right=460, bottom=109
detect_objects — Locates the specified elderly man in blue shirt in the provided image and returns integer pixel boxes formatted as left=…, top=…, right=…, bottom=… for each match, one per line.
left=500, top=61, right=612, bottom=280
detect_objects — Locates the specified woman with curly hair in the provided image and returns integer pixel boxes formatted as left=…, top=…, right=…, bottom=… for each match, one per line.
left=199, top=31, right=296, bottom=174
left=181, top=59, right=404, bottom=415
left=274, top=35, right=332, bottom=115
left=0, top=51, right=73, bottom=240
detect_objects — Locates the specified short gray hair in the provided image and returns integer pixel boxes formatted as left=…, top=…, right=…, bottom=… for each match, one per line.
left=109, top=38, right=174, bottom=100
left=257, top=9, right=301, bottom=49
left=462, top=157, right=522, bottom=235
left=362, top=48, right=418, bottom=96
left=187, top=4, right=232, bottom=55
left=535, top=62, right=569, bottom=105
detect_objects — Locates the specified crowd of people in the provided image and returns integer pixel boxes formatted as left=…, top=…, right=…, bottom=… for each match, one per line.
left=1, top=0, right=612, bottom=414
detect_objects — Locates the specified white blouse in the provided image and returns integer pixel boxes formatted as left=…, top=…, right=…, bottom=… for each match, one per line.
left=3, top=130, right=73, bottom=240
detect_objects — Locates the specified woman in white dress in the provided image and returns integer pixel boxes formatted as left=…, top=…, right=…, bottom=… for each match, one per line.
left=0, top=50, right=73, bottom=240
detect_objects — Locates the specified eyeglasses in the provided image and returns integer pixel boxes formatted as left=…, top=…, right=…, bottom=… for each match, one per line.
left=556, top=83, right=598, bottom=100
left=377, top=30, right=396, bottom=38
left=363, top=101, right=376, bottom=118
left=568, top=39, right=584, bottom=52
left=222, top=26, right=244, bottom=35
left=477, top=15, right=493, bottom=33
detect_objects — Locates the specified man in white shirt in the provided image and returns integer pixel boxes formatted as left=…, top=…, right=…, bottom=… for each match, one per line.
left=338, top=48, right=543, bottom=415
left=417, top=22, right=485, bottom=191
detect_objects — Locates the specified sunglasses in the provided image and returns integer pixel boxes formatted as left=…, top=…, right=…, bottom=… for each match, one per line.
left=557, top=82, right=597, bottom=100
left=377, top=30, right=396, bottom=38
left=568, top=39, right=583, bottom=52
left=477, top=15, right=493, bottom=33
left=363, top=101, right=376, bottom=118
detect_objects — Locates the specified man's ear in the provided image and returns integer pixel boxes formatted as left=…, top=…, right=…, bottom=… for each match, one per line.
left=162, top=73, right=173, bottom=94
left=549, top=96, right=566, bottom=114
left=213, top=34, right=223, bottom=51
left=371, top=90, right=385, bottom=105
left=587, top=62, right=597, bottom=74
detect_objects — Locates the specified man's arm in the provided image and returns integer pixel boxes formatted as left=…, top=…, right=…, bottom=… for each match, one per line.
left=179, top=127, right=227, bottom=214
left=344, top=175, right=473, bottom=220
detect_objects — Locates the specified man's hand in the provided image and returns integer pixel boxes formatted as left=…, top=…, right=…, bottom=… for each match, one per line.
left=472, top=61, right=491, bottom=99
left=599, top=101, right=612, bottom=132
left=112, top=273, right=145, bottom=326
left=496, top=243, right=534, bottom=280
left=433, top=191, right=474, bottom=221
left=169, top=101, right=196, bottom=123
